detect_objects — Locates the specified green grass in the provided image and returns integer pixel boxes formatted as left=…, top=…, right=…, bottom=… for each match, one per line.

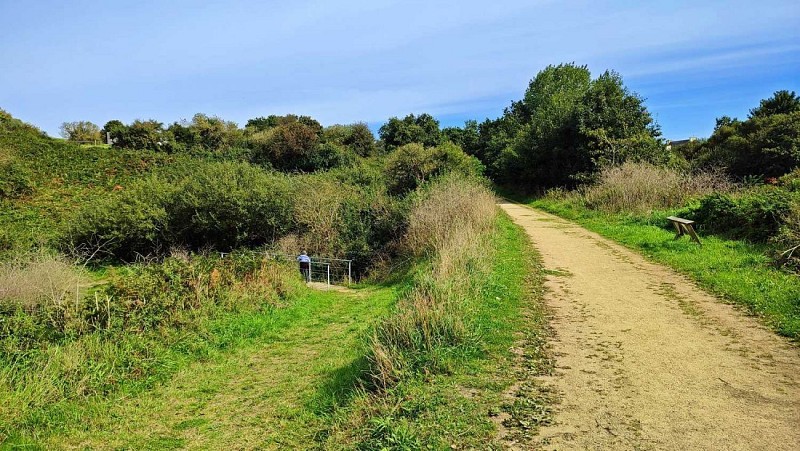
left=4, top=284, right=399, bottom=449
left=2, top=213, right=549, bottom=450
left=524, top=196, right=800, bottom=339
left=323, top=213, right=549, bottom=449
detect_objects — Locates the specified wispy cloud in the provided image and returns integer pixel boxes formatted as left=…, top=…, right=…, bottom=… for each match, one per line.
left=1, top=0, right=798, bottom=138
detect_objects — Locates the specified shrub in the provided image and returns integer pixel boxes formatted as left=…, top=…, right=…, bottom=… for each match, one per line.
left=582, top=162, right=732, bottom=213
left=59, top=121, right=101, bottom=142
left=249, top=121, right=320, bottom=170
left=322, top=123, right=376, bottom=157
left=0, top=253, right=89, bottom=335
left=688, top=187, right=795, bottom=242
left=384, top=142, right=483, bottom=195
left=0, top=149, right=32, bottom=199
left=63, top=161, right=295, bottom=260
left=779, top=168, right=800, bottom=192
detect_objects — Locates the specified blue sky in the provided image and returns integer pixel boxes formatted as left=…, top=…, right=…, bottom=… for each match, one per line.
left=1, top=0, right=798, bottom=140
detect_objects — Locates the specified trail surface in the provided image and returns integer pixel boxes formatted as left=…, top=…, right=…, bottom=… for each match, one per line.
left=500, top=203, right=800, bottom=450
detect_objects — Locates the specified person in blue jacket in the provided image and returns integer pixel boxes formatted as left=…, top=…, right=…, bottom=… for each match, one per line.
left=297, top=251, right=311, bottom=282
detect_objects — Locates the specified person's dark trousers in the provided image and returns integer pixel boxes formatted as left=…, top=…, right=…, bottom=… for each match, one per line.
left=299, top=262, right=310, bottom=282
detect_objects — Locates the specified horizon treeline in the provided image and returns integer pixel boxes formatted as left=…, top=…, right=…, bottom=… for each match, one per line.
left=50, top=62, right=800, bottom=187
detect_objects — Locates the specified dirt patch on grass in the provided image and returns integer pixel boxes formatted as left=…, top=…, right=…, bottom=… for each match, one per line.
left=500, top=202, right=800, bottom=450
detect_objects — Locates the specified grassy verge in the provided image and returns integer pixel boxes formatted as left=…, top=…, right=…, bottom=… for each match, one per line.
left=522, top=196, right=800, bottom=339
left=7, top=284, right=399, bottom=449
left=2, top=211, right=549, bottom=449
left=322, top=212, right=549, bottom=449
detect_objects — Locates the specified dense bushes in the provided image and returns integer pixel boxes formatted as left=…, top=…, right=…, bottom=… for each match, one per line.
left=384, top=142, right=484, bottom=195
left=102, top=113, right=372, bottom=173
left=688, top=188, right=796, bottom=243
left=61, top=159, right=411, bottom=272
left=63, top=161, right=296, bottom=260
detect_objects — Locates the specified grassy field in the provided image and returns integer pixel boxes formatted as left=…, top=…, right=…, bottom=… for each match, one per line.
left=2, top=213, right=549, bottom=449
left=519, top=196, right=800, bottom=340
left=27, top=285, right=398, bottom=449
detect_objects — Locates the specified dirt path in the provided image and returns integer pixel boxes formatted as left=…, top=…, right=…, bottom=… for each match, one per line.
left=500, top=203, right=800, bottom=450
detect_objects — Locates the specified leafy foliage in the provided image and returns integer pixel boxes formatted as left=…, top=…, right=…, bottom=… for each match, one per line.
left=63, top=162, right=296, bottom=260
left=749, top=90, right=800, bottom=119
left=452, top=63, right=663, bottom=187
left=59, top=121, right=101, bottom=142
left=379, top=113, right=442, bottom=150
left=687, top=187, right=796, bottom=242
left=686, top=91, right=800, bottom=179
left=383, top=142, right=483, bottom=195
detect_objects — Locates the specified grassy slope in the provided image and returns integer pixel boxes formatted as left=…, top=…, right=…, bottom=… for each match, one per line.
left=13, top=285, right=398, bottom=449
left=7, top=213, right=547, bottom=450
left=525, top=197, right=800, bottom=339
left=0, top=128, right=179, bottom=255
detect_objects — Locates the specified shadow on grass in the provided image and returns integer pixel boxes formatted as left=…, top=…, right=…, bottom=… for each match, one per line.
left=305, top=355, right=371, bottom=415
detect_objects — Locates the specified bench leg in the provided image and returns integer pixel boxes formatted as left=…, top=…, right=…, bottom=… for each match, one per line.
left=686, top=225, right=702, bottom=245
left=673, top=222, right=684, bottom=240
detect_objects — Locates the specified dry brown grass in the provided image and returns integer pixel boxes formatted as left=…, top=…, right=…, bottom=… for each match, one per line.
left=581, top=162, right=733, bottom=214
left=367, top=176, right=498, bottom=390
left=292, top=178, right=354, bottom=256
left=0, top=252, right=89, bottom=312
left=405, top=177, right=496, bottom=254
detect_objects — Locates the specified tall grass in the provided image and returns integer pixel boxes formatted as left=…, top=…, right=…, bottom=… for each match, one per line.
left=0, top=253, right=90, bottom=333
left=0, top=253, right=88, bottom=311
left=0, top=252, right=303, bottom=437
left=367, top=175, right=497, bottom=390
left=581, top=162, right=732, bottom=213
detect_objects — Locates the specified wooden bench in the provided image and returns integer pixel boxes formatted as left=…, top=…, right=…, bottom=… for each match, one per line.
left=667, top=216, right=702, bottom=245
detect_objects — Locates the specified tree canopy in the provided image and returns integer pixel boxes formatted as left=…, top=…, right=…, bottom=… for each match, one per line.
left=60, top=121, right=101, bottom=142
left=379, top=113, right=442, bottom=150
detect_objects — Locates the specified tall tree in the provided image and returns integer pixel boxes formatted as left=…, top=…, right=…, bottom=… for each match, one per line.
left=749, top=90, right=800, bottom=119
left=60, top=121, right=102, bottom=142
left=378, top=113, right=442, bottom=150
left=576, top=70, right=663, bottom=170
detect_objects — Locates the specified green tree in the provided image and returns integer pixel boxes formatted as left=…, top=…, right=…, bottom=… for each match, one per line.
left=60, top=121, right=102, bottom=142
left=322, top=122, right=376, bottom=157
left=443, top=120, right=480, bottom=156
left=379, top=113, right=442, bottom=150
left=689, top=92, right=800, bottom=178
left=508, top=63, right=592, bottom=185
left=102, top=120, right=126, bottom=145
left=384, top=142, right=483, bottom=195
left=749, top=90, right=800, bottom=119
left=576, top=70, right=664, bottom=171
left=470, top=63, right=662, bottom=187
left=124, top=120, right=169, bottom=151
left=250, top=121, right=320, bottom=170
left=168, top=113, right=241, bottom=152
left=345, top=122, right=376, bottom=156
